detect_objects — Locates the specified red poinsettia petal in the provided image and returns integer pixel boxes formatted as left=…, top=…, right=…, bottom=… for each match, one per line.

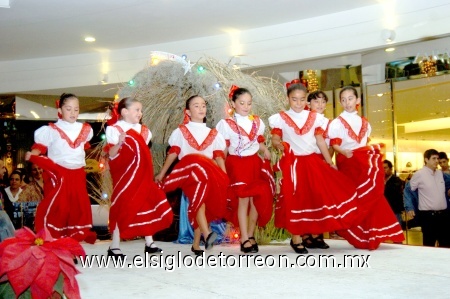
left=13, top=227, right=37, bottom=242
left=44, top=238, right=86, bottom=257
left=30, top=253, right=61, bottom=299
left=62, top=272, right=82, bottom=299
left=0, top=237, right=19, bottom=256
left=6, top=255, right=43, bottom=297
left=30, top=282, right=55, bottom=299
left=60, top=263, right=82, bottom=299
left=35, top=227, right=56, bottom=243
left=0, top=244, right=33, bottom=274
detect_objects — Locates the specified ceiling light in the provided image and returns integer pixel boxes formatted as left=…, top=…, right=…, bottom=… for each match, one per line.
left=85, top=37, right=96, bottom=42
left=0, top=0, right=12, bottom=8
left=385, top=47, right=395, bottom=52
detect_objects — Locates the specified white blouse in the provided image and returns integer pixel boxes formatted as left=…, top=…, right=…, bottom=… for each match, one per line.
left=168, top=122, right=226, bottom=160
left=328, top=111, right=371, bottom=150
left=105, top=120, right=152, bottom=145
left=216, top=113, right=265, bottom=157
left=34, top=119, right=93, bottom=169
left=268, top=109, right=327, bottom=155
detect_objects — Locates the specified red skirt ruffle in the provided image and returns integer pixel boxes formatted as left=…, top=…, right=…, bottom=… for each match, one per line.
left=109, top=129, right=173, bottom=240
left=274, top=143, right=359, bottom=235
left=225, top=154, right=274, bottom=227
left=336, top=144, right=405, bottom=249
left=162, top=154, right=229, bottom=228
left=30, top=155, right=96, bottom=243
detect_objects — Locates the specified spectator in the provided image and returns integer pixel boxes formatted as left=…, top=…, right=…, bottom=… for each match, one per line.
left=438, top=152, right=450, bottom=174
left=405, top=149, right=450, bottom=247
left=383, top=160, right=404, bottom=226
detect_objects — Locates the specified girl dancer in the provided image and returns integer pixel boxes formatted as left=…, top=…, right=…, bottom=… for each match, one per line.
left=216, top=86, right=274, bottom=253
left=269, top=82, right=358, bottom=254
left=328, top=86, right=404, bottom=249
left=155, top=95, right=229, bottom=256
left=105, top=97, right=173, bottom=258
left=25, top=93, right=95, bottom=243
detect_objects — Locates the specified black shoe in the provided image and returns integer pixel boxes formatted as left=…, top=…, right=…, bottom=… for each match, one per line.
left=301, top=234, right=317, bottom=249
left=248, top=237, right=259, bottom=253
left=145, top=242, right=163, bottom=254
left=240, top=240, right=254, bottom=253
left=205, top=232, right=217, bottom=250
left=290, top=239, right=308, bottom=254
left=107, top=248, right=126, bottom=261
left=191, top=246, right=204, bottom=256
left=313, top=236, right=330, bottom=249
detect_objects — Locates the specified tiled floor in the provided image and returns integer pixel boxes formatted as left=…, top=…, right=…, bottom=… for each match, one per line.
left=77, top=236, right=450, bottom=299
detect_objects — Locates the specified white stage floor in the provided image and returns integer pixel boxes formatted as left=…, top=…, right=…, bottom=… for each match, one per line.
left=77, top=239, right=450, bottom=299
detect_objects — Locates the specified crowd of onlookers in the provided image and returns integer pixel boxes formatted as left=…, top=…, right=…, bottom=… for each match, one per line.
left=0, top=160, right=44, bottom=234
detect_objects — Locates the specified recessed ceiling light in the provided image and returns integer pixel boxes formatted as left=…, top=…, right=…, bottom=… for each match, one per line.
left=385, top=47, right=395, bottom=52
left=85, top=37, right=96, bottom=42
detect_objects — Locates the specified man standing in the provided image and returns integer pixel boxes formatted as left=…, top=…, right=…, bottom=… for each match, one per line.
left=383, top=160, right=404, bottom=226
left=406, top=149, right=450, bottom=247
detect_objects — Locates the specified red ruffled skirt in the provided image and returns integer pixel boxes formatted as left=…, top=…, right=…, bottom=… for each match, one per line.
left=274, top=143, right=359, bottom=235
left=336, top=144, right=405, bottom=249
left=30, top=155, right=96, bottom=243
left=162, top=154, right=229, bottom=228
left=108, top=129, right=173, bottom=240
left=225, top=154, right=274, bottom=227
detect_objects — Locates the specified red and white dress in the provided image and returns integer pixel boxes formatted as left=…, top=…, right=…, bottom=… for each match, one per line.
left=162, top=122, right=229, bottom=228
left=268, top=109, right=358, bottom=235
left=216, top=114, right=274, bottom=227
left=105, top=120, right=173, bottom=240
left=30, top=119, right=95, bottom=243
left=328, top=111, right=404, bottom=249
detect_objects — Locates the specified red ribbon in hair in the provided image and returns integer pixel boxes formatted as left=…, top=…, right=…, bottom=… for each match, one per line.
left=107, top=102, right=120, bottom=126
left=285, top=79, right=301, bottom=89
left=228, top=85, right=239, bottom=99
left=182, top=108, right=190, bottom=124
left=55, top=100, right=62, bottom=119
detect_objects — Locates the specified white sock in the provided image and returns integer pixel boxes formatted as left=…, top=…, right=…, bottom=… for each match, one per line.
left=145, top=236, right=156, bottom=247
left=110, top=227, right=121, bottom=252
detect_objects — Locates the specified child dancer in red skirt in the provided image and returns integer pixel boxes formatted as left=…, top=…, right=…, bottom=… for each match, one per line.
left=328, top=86, right=404, bottom=250
left=216, top=86, right=274, bottom=253
left=269, top=83, right=358, bottom=254
left=104, top=97, right=173, bottom=259
left=155, top=95, right=229, bottom=256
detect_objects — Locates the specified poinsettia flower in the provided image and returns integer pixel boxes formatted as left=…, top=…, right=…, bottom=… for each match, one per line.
left=0, top=227, right=85, bottom=299
left=248, top=114, right=255, bottom=121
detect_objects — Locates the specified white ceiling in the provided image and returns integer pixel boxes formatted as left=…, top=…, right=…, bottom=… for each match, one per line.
left=0, top=0, right=378, bottom=61
left=1, top=0, right=450, bottom=98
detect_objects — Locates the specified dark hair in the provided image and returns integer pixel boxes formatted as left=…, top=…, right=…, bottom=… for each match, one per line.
left=9, top=170, right=23, bottom=182
left=118, top=97, right=141, bottom=118
left=307, top=90, right=328, bottom=103
left=424, top=149, right=439, bottom=160
left=59, top=93, right=78, bottom=108
left=287, top=84, right=307, bottom=97
left=231, top=88, right=251, bottom=102
left=339, top=86, right=358, bottom=99
left=438, top=152, right=448, bottom=160
left=185, top=95, right=207, bottom=123
left=383, top=159, right=393, bottom=169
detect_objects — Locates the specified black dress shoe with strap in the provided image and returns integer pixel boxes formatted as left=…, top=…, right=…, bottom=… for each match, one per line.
left=240, top=240, right=254, bottom=253
left=248, top=237, right=259, bottom=253
left=191, top=246, right=204, bottom=256
left=205, top=232, right=217, bottom=250
left=290, top=239, right=308, bottom=254
left=107, top=248, right=126, bottom=261
left=145, top=242, right=163, bottom=254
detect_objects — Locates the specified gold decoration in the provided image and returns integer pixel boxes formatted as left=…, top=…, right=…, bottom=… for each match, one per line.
left=306, top=69, right=319, bottom=92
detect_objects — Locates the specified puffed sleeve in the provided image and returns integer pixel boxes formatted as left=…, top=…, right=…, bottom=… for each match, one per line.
left=216, top=119, right=230, bottom=147
left=167, top=128, right=182, bottom=155
left=105, top=125, right=120, bottom=145
left=32, top=125, right=53, bottom=153
left=268, top=113, right=283, bottom=137
left=213, top=131, right=226, bottom=151
left=314, top=113, right=327, bottom=136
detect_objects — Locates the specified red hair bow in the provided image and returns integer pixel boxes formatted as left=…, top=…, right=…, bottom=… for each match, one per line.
left=229, top=85, right=240, bottom=99
left=285, top=79, right=301, bottom=89
left=182, top=108, right=190, bottom=124
left=55, top=100, right=62, bottom=119
left=107, top=101, right=120, bottom=126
